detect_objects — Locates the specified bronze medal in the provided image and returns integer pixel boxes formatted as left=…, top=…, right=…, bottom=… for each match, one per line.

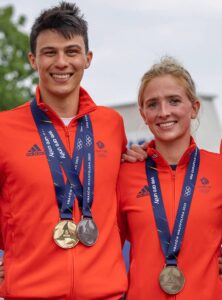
left=77, top=218, right=98, bottom=246
left=53, top=220, right=79, bottom=249
left=159, top=266, right=185, bottom=295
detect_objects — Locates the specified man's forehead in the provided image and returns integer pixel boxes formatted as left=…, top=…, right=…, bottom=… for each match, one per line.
left=36, top=30, right=84, bottom=46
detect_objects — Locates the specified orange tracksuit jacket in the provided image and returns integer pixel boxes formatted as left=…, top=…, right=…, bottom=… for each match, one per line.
left=0, top=87, right=128, bottom=300
left=117, top=139, right=222, bottom=300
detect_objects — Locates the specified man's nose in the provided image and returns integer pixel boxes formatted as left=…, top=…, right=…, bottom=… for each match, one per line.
left=55, top=53, right=69, bottom=68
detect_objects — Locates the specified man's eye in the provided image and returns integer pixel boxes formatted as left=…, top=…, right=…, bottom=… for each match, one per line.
left=66, top=49, right=78, bottom=56
left=44, top=51, right=55, bottom=56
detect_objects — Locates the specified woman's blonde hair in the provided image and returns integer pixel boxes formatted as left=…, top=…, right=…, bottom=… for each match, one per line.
left=138, top=56, right=197, bottom=108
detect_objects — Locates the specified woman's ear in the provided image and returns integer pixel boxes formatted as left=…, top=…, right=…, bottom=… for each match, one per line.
left=191, top=99, right=200, bottom=119
left=139, top=107, right=147, bottom=124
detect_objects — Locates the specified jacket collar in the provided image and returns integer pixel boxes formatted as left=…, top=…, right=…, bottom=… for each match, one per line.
left=34, top=86, right=97, bottom=126
left=147, top=137, right=197, bottom=168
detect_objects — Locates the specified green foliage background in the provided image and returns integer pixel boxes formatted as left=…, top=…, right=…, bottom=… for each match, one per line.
left=0, top=5, right=37, bottom=111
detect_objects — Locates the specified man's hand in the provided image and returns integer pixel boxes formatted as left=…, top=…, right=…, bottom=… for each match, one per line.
left=122, top=142, right=148, bottom=163
left=0, top=256, right=4, bottom=282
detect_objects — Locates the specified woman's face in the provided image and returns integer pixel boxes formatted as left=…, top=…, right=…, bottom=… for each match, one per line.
left=140, top=75, right=200, bottom=146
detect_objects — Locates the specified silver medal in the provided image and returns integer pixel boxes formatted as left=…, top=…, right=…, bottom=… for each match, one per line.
left=159, top=265, right=185, bottom=295
left=77, top=218, right=98, bottom=246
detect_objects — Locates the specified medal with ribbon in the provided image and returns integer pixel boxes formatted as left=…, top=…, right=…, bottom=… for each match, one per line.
left=31, top=99, right=98, bottom=248
left=145, top=147, right=200, bottom=294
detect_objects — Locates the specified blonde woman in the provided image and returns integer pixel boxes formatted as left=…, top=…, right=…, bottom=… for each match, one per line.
left=118, top=57, right=222, bottom=300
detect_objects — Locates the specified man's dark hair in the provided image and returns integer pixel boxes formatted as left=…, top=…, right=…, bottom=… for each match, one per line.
left=30, top=1, right=89, bottom=55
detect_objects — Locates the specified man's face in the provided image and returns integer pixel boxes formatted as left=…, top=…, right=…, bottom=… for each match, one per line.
left=28, top=30, right=92, bottom=101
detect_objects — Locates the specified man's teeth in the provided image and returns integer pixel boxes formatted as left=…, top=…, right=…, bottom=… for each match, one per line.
left=52, top=74, right=70, bottom=79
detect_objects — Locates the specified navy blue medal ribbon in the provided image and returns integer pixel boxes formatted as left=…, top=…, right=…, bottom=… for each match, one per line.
left=31, top=99, right=94, bottom=220
left=145, top=147, right=200, bottom=266
left=82, top=115, right=94, bottom=218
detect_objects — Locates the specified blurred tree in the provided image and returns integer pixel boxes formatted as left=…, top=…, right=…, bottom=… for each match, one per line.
left=0, top=5, right=37, bottom=111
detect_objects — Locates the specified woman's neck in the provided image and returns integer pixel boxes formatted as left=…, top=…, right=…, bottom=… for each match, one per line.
left=155, top=137, right=191, bottom=165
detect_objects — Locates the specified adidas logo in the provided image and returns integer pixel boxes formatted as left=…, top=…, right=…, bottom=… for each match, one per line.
left=136, top=185, right=149, bottom=198
left=26, top=144, right=45, bottom=156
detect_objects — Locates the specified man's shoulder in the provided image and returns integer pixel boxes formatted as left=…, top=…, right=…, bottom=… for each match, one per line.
left=0, top=102, right=31, bottom=130
left=92, top=105, right=123, bottom=120
left=0, top=102, right=30, bottom=119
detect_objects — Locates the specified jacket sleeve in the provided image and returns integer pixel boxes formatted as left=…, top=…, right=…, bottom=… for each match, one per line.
left=0, top=203, right=4, bottom=250
left=116, top=170, right=129, bottom=247
left=119, top=116, right=128, bottom=155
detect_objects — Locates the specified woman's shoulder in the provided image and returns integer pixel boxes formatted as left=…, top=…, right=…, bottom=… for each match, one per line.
left=119, top=160, right=146, bottom=173
left=118, top=161, right=146, bottom=185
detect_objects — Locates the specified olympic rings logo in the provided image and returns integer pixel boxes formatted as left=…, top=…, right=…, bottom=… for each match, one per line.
left=184, top=186, right=191, bottom=197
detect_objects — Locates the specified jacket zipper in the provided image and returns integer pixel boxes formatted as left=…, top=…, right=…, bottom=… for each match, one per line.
left=171, top=169, right=177, bottom=300
left=63, top=125, right=75, bottom=299
left=70, top=250, right=75, bottom=299
left=64, top=126, right=72, bottom=157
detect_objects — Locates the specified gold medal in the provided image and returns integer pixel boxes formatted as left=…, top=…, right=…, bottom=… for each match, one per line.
left=159, top=266, right=185, bottom=295
left=53, top=220, right=79, bottom=249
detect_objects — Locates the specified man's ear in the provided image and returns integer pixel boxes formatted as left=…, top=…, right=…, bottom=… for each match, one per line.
left=85, top=51, right=93, bottom=69
left=28, top=52, right=37, bottom=71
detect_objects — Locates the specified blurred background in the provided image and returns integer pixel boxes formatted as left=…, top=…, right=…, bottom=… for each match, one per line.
left=1, top=0, right=222, bottom=151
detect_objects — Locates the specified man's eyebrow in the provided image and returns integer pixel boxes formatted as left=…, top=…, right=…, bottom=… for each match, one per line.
left=39, top=44, right=82, bottom=52
left=65, top=44, right=82, bottom=48
left=64, top=44, right=83, bottom=51
left=39, top=47, right=55, bottom=53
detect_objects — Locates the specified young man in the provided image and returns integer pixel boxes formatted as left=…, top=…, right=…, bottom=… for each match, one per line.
left=0, top=2, right=128, bottom=299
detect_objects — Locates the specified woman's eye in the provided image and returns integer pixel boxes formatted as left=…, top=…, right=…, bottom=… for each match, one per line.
left=147, top=102, right=157, bottom=108
left=170, top=98, right=180, bottom=105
